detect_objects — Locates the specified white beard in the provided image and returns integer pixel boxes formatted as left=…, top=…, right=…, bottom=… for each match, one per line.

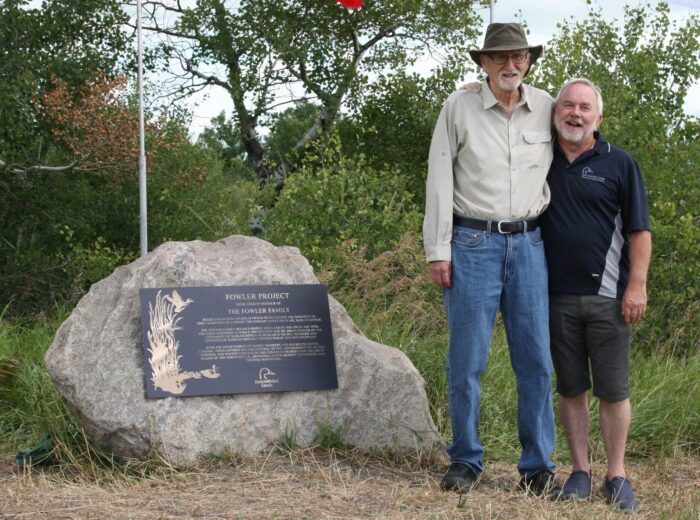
left=496, top=71, right=523, bottom=92
left=555, top=119, right=593, bottom=144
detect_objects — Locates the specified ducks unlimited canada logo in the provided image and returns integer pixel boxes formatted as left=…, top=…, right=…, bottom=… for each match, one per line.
left=255, top=367, right=279, bottom=389
left=581, top=167, right=606, bottom=183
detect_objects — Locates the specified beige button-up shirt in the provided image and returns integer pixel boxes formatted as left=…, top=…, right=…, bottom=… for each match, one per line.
left=423, top=81, right=553, bottom=262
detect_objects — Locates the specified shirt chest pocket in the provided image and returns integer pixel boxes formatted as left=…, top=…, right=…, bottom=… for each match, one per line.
left=521, top=131, right=552, bottom=170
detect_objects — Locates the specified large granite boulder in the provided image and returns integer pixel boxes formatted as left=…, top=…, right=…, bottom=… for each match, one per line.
left=45, top=236, right=443, bottom=465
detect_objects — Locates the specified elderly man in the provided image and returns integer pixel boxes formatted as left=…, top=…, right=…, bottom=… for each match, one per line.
left=424, top=23, right=558, bottom=496
left=540, top=78, right=651, bottom=513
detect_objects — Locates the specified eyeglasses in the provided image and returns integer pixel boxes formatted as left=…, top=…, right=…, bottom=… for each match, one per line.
left=487, top=52, right=530, bottom=65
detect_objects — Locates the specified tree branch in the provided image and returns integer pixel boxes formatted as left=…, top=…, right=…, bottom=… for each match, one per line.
left=0, top=157, right=82, bottom=175
left=183, top=60, right=231, bottom=91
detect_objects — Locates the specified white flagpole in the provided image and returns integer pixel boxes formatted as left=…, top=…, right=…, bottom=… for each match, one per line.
left=137, top=0, right=148, bottom=256
left=475, top=1, right=494, bottom=24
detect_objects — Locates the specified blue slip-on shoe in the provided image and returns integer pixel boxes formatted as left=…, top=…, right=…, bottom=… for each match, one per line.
left=600, top=476, right=639, bottom=513
left=560, top=470, right=592, bottom=500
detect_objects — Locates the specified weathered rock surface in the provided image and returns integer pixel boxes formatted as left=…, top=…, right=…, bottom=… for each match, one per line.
left=45, top=236, right=443, bottom=465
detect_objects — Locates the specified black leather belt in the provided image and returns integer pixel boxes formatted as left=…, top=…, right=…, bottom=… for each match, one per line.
left=453, top=214, right=539, bottom=234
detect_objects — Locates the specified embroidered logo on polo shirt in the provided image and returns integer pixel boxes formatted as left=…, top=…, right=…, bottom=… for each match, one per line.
left=581, top=167, right=606, bottom=183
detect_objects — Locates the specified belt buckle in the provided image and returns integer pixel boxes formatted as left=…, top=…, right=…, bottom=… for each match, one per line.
left=497, top=221, right=511, bottom=234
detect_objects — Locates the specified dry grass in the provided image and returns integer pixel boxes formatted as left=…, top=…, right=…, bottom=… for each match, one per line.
left=1, top=449, right=698, bottom=519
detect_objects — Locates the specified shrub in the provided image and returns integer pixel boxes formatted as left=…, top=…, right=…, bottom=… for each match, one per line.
left=55, top=231, right=138, bottom=305
left=635, top=207, right=700, bottom=357
left=262, top=134, right=421, bottom=269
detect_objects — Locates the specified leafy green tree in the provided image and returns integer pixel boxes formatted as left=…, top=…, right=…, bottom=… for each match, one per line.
left=531, top=3, right=699, bottom=150
left=0, top=0, right=129, bottom=172
left=138, top=0, right=483, bottom=184
left=148, top=125, right=255, bottom=246
left=0, top=94, right=242, bottom=314
left=0, top=2, right=248, bottom=314
left=337, top=67, right=461, bottom=206
left=264, top=100, right=320, bottom=171
left=197, top=111, right=256, bottom=181
left=0, top=0, right=135, bottom=313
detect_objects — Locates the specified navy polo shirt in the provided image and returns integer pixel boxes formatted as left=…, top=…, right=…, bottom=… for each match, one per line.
left=540, top=132, right=650, bottom=299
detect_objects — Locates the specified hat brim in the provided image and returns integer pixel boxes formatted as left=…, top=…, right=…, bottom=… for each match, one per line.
left=469, top=45, right=543, bottom=73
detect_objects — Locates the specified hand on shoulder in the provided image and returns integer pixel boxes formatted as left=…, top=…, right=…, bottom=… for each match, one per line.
left=459, top=82, right=481, bottom=92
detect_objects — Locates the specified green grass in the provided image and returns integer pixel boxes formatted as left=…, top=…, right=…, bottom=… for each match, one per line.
left=0, top=311, right=68, bottom=449
left=0, top=310, right=169, bottom=478
left=627, top=353, right=700, bottom=458
left=0, top=312, right=92, bottom=464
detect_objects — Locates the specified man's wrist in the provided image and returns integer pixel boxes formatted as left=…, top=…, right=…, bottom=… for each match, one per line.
left=627, top=277, right=647, bottom=290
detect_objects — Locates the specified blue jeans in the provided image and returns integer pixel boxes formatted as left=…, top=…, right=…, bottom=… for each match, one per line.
left=444, top=224, right=556, bottom=476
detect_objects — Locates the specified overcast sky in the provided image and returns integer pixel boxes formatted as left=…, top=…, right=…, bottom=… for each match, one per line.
left=184, top=0, right=700, bottom=135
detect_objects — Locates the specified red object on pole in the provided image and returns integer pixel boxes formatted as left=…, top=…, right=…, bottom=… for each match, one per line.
left=336, top=0, right=362, bottom=9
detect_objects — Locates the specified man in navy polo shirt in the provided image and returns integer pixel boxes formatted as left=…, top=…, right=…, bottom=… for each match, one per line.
left=540, top=78, right=652, bottom=513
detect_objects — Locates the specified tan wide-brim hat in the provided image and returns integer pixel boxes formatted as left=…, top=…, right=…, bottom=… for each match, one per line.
left=469, top=23, right=543, bottom=75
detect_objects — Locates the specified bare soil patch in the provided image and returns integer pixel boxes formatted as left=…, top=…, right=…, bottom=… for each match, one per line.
left=1, top=450, right=698, bottom=519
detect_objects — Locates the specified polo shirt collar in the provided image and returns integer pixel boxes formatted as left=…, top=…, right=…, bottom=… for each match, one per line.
left=592, top=131, right=611, bottom=154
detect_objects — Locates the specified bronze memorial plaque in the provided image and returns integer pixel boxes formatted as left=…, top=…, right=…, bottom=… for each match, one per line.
left=139, top=284, right=337, bottom=398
